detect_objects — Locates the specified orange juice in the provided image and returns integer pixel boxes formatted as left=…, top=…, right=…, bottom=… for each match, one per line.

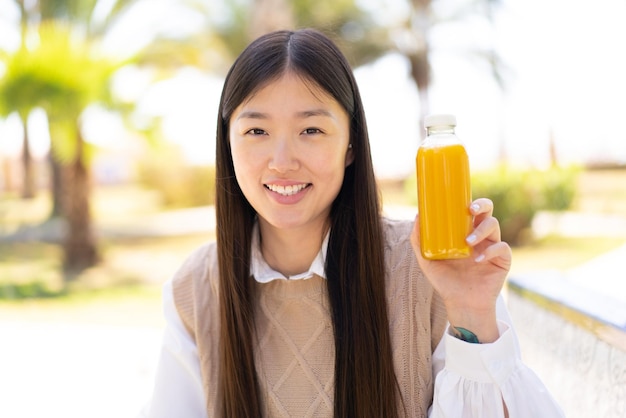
left=416, top=131, right=472, bottom=260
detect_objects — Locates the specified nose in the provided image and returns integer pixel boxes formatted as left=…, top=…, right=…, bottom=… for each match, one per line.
left=268, top=137, right=299, bottom=173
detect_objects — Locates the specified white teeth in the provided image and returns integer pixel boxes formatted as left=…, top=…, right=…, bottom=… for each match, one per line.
left=266, top=183, right=308, bottom=196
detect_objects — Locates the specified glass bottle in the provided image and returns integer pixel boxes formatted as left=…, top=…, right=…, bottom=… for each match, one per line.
left=416, top=114, right=472, bottom=260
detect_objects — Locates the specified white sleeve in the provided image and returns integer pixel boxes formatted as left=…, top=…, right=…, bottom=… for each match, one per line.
left=139, top=280, right=207, bottom=418
left=429, top=295, right=565, bottom=418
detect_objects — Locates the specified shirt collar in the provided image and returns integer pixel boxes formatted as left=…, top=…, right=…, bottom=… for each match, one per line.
left=250, top=222, right=328, bottom=283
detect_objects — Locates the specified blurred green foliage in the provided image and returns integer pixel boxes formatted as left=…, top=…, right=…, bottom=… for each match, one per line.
left=0, top=21, right=123, bottom=162
left=537, top=166, right=580, bottom=211
left=405, top=165, right=580, bottom=245
left=136, top=145, right=216, bottom=208
left=472, top=166, right=579, bottom=245
left=0, top=281, right=64, bottom=299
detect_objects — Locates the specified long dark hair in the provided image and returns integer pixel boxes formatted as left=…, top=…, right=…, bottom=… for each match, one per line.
left=216, top=29, right=398, bottom=417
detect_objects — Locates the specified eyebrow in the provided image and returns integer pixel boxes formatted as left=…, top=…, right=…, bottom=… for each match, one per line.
left=236, top=111, right=268, bottom=120
left=295, top=109, right=333, bottom=118
left=236, top=108, right=334, bottom=120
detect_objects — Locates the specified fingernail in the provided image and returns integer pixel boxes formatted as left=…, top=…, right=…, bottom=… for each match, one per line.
left=466, top=234, right=477, bottom=244
left=470, top=203, right=480, bottom=213
left=475, top=254, right=485, bottom=262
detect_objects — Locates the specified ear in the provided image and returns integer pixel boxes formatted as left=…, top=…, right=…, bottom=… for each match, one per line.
left=344, top=144, right=355, bottom=167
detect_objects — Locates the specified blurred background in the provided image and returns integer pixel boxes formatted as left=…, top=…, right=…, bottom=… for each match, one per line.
left=1, top=0, right=625, bottom=417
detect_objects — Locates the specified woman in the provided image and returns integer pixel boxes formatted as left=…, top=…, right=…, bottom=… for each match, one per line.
left=142, top=29, right=564, bottom=417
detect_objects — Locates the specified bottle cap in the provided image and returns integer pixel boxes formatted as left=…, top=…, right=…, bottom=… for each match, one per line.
left=424, top=114, right=456, bottom=128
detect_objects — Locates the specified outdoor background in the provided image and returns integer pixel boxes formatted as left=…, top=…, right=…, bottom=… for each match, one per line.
left=1, top=0, right=625, bottom=417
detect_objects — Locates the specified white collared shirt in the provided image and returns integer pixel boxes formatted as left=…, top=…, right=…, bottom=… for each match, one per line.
left=250, top=222, right=329, bottom=283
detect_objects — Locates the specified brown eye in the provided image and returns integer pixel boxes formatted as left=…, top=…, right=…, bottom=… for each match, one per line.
left=302, top=127, right=322, bottom=135
left=246, top=128, right=267, bottom=136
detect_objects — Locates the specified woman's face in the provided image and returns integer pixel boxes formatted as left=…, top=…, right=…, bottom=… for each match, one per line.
left=229, top=72, right=353, bottom=235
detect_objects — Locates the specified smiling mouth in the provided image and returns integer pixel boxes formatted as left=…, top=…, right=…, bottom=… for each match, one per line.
left=265, top=183, right=311, bottom=196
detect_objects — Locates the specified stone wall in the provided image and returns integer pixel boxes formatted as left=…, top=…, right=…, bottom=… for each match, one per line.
left=507, top=279, right=626, bottom=418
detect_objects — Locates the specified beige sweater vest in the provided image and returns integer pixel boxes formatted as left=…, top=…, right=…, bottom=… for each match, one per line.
left=172, top=218, right=447, bottom=417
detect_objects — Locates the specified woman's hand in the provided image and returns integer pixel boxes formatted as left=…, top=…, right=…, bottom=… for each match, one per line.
left=410, top=198, right=512, bottom=343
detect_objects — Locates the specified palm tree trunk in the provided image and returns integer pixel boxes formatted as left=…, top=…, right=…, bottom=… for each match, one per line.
left=62, top=127, right=98, bottom=278
left=16, top=1, right=36, bottom=199
left=408, top=51, right=430, bottom=142
left=48, top=151, right=64, bottom=218
left=21, top=113, right=36, bottom=199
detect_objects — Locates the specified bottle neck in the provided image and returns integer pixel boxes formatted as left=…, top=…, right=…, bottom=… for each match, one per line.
left=427, top=125, right=456, bottom=135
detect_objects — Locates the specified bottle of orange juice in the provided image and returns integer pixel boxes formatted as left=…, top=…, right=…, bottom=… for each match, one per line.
left=416, top=114, right=472, bottom=260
